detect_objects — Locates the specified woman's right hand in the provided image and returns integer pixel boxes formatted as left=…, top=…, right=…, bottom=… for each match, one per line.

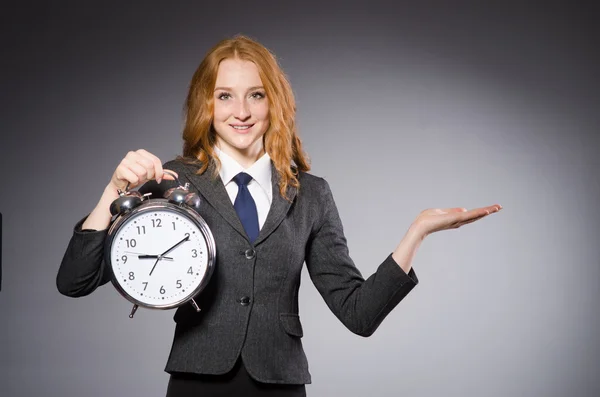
left=82, top=149, right=178, bottom=231
left=108, top=149, right=177, bottom=192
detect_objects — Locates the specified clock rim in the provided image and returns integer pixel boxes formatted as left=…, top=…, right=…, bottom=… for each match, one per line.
left=105, top=198, right=216, bottom=310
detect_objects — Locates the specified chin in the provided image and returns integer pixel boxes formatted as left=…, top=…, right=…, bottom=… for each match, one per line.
left=232, top=137, right=263, bottom=151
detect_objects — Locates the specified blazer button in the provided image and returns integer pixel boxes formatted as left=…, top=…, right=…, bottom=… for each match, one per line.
left=239, top=296, right=251, bottom=306
left=244, top=248, right=256, bottom=259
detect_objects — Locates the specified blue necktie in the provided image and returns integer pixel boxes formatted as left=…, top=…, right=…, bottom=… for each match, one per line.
left=233, top=172, right=259, bottom=243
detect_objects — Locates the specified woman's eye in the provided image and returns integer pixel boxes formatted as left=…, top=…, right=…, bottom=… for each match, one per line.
left=250, top=91, right=265, bottom=99
left=217, top=93, right=231, bottom=100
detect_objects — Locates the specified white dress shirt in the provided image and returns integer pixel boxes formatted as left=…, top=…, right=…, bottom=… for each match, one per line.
left=214, top=147, right=273, bottom=230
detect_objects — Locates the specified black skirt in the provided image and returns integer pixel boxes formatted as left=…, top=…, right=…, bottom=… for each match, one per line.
left=165, top=358, right=307, bottom=397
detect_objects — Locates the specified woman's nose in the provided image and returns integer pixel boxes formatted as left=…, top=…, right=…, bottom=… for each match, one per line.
left=234, top=99, right=250, bottom=120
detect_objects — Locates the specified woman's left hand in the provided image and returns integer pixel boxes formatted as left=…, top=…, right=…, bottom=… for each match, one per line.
left=392, top=204, right=502, bottom=273
left=413, top=204, right=502, bottom=238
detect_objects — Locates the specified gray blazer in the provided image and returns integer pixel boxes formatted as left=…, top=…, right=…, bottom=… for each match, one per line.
left=57, top=158, right=418, bottom=384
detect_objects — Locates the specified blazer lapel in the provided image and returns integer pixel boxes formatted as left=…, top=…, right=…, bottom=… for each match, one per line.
left=182, top=161, right=248, bottom=240
left=253, top=163, right=297, bottom=246
left=182, top=160, right=297, bottom=246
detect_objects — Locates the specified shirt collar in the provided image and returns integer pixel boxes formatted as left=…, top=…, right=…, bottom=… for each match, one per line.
left=214, top=146, right=272, bottom=197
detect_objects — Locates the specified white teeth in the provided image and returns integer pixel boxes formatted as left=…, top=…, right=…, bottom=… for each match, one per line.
left=232, top=125, right=250, bottom=130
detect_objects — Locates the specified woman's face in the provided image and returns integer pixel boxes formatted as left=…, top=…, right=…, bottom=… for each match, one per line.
left=212, top=58, right=270, bottom=162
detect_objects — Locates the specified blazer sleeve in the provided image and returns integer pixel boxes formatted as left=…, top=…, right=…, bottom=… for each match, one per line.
left=304, top=178, right=419, bottom=337
left=55, top=217, right=112, bottom=297
left=55, top=165, right=179, bottom=298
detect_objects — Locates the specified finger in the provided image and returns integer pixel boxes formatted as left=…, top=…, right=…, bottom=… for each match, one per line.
left=135, top=155, right=156, bottom=182
left=127, top=161, right=151, bottom=184
left=438, top=209, right=486, bottom=230
left=161, top=169, right=178, bottom=181
left=115, top=166, right=141, bottom=189
left=456, top=205, right=502, bottom=217
left=483, top=204, right=502, bottom=213
left=467, top=207, right=492, bottom=218
left=137, top=149, right=164, bottom=184
left=128, top=152, right=157, bottom=182
left=479, top=206, right=500, bottom=216
left=122, top=155, right=152, bottom=181
left=114, top=155, right=145, bottom=188
left=457, top=206, right=504, bottom=227
left=441, top=207, right=468, bottom=213
left=430, top=208, right=469, bottom=217
left=458, top=213, right=488, bottom=227
left=122, top=151, right=152, bottom=182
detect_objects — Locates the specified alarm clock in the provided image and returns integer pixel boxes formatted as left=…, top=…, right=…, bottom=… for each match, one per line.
left=105, top=171, right=216, bottom=318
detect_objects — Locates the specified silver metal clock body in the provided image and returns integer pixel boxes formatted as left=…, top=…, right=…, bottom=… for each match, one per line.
left=105, top=198, right=216, bottom=310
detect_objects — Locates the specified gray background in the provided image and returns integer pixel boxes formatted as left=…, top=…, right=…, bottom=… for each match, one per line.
left=1, top=1, right=599, bottom=396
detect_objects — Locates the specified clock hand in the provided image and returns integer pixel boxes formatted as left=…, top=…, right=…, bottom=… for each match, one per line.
left=124, top=251, right=173, bottom=260
left=158, top=235, right=190, bottom=258
left=149, top=257, right=160, bottom=276
left=149, top=235, right=190, bottom=276
left=138, top=255, right=173, bottom=261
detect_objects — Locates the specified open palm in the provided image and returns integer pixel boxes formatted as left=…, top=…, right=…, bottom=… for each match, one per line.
left=415, top=204, right=502, bottom=236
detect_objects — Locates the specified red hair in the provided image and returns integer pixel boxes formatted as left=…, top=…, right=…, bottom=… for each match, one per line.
left=178, top=35, right=310, bottom=200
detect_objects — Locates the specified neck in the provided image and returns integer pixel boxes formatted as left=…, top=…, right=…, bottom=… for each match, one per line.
left=216, top=143, right=265, bottom=169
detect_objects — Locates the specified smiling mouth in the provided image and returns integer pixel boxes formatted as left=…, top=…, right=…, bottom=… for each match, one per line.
left=230, top=124, right=254, bottom=131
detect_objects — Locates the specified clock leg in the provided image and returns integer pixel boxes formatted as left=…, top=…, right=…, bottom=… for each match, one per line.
left=129, top=304, right=139, bottom=318
left=190, top=298, right=201, bottom=312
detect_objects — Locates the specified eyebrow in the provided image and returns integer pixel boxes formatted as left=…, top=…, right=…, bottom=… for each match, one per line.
left=214, top=86, right=265, bottom=92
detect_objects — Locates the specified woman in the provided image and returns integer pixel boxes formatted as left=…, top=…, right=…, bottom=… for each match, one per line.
left=56, top=35, right=502, bottom=396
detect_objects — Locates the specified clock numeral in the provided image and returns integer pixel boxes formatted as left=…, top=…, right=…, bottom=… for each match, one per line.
left=152, top=219, right=162, bottom=228
left=136, top=225, right=146, bottom=235
left=126, top=239, right=137, bottom=248
left=121, top=255, right=128, bottom=263
left=187, top=266, right=194, bottom=275
left=176, top=280, right=182, bottom=289
left=191, top=249, right=197, bottom=258
left=172, top=222, right=176, bottom=230
left=142, top=281, right=148, bottom=291
left=128, top=272, right=135, bottom=280
left=160, top=286, right=166, bottom=295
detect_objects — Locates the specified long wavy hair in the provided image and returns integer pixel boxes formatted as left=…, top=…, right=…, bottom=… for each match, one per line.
left=178, top=35, right=310, bottom=200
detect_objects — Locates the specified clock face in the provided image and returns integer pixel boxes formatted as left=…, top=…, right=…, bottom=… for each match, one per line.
left=109, top=206, right=212, bottom=308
